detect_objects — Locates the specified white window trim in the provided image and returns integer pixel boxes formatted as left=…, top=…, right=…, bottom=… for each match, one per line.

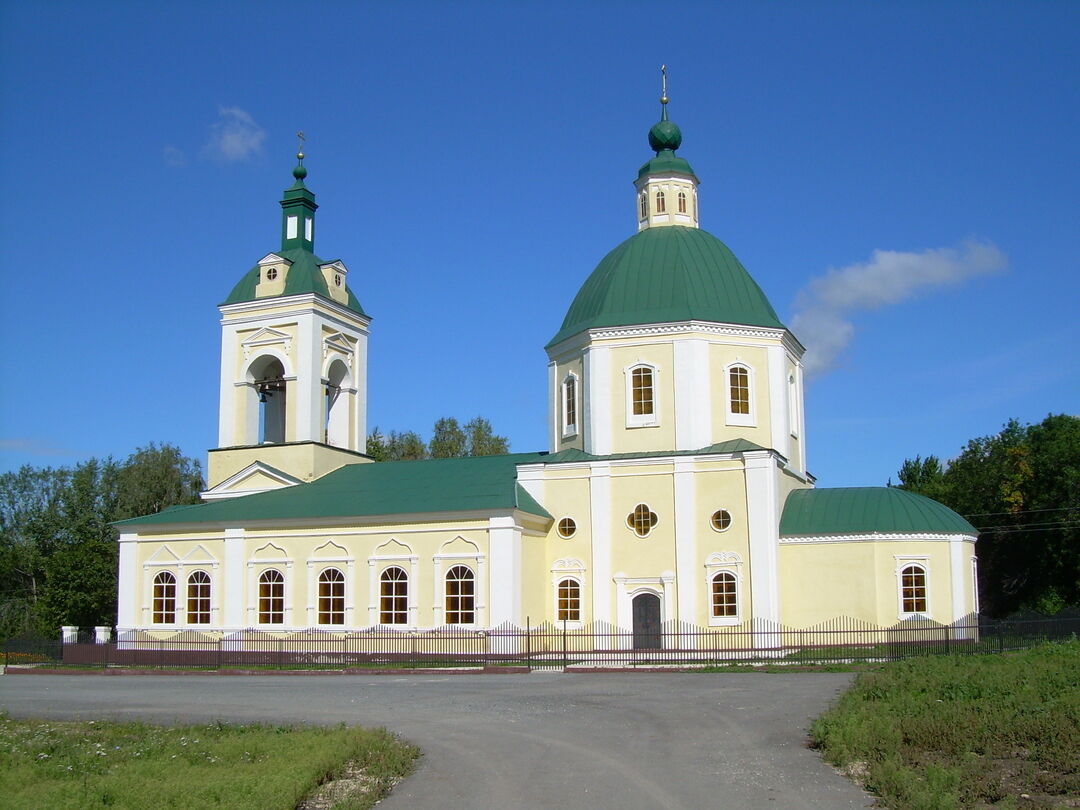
left=895, top=556, right=931, bottom=619
left=311, top=565, right=349, bottom=628
left=184, top=569, right=215, bottom=627
left=788, top=372, right=800, bottom=438
left=624, top=362, right=660, bottom=428
left=709, top=508, right=734, bottom=533
left=375, top=563, right=414, bottom=628
left=551, top=558, right=586, bottom=629
left=561, top=372, right=579, bottom=438
left=248, top=553, right=294, bottom=628
left=433, top=547, right=486, bottom=628
left=150, top=569, right=179, bottom=628
left=705, top=552, right=743, bottom=626
left=626, top=502, right=660, bottom=538
left=725, top=362, right=756, bottom=427
left=555, top=516, right=578, bottom=539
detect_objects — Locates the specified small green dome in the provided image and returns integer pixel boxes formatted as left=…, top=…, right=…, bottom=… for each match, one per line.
left=648, top=119, right=682, bottom=152
left=547, top=226, right=785, bottom=347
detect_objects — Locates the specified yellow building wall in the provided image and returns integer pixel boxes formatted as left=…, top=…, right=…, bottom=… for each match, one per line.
left=707, top=342, right=773, bottom=448
left=606, top=343, right=677, bottom=454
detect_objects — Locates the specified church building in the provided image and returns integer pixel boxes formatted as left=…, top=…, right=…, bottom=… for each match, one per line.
left=115, top=89, right=979, bottom=643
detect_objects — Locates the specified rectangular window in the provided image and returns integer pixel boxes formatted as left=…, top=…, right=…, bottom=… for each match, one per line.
left=304, top=216, right=313, bottom=241
left=286, top=215, right=298, bottom=240
left=730, top=367, right=750, bottom=415
left=901, top=565, right=928, bottom=614
left=563, top=376, right=577, bottom=435
left=631, top=367, right=654, bottom=416
left=557, top=579, right=580, bottom=622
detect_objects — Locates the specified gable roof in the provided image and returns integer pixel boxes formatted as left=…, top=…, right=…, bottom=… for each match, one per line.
left=780, top=487, right=977, bottom=537
left=117, top=453, right=552, bottom=528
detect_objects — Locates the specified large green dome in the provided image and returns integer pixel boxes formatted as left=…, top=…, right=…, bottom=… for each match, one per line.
left=547, top=226, right=785, bottom=347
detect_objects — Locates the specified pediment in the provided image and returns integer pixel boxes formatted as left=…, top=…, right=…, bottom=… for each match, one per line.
left=705, top=551, right=743, bottom=566
left=323, top=331, right=355, bottom=363
left=320, top=260, right=347, bottom=274
left=312, top=539, right=350, bottom=558
left=257, top=253, right=292, bottom=266
left=146, top=545, right=180, bottom=564
left=252, top=542, right=287, bottom=560
left=374, top=538, right=413, bottom=557
left=241, top=327, right=292, bottom=359
left=181, top=544, right=218, bottom=565
left=201, top=462, right=302, bottom=501
left=551, top=557, right=585, bottom=572
left=439, top=536, right=480, bottom=555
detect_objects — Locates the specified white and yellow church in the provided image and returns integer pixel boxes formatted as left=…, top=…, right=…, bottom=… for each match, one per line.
left=116, top=92, right=979, bottom=644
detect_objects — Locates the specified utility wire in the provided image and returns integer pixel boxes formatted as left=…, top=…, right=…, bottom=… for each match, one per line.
left=963, top=505, right=1079, bottom=518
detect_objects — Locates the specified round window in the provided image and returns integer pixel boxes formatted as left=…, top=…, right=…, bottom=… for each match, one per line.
left=557, top=517, right=577, bottom=539
left=266, top=267, right=278, bottom=281
left=711, top=509, right=732, bottom=532
left=627, top=504, right=659, bottom=538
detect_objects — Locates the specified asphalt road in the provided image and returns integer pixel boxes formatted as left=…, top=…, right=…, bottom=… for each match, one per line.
left=1, top=671, right=874, bottom=809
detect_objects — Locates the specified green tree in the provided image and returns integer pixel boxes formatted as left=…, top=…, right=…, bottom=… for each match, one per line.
left=116, top=443, right=203, bottom=520
left=365, top=427, right=388, bottom=462
left=429, top=417, right=467, bottom=458
left=384, top=431, right=428, bottom=461
left=464, top=416, right=509, bottom=457
left=895, top=415, right=1080, bottom=616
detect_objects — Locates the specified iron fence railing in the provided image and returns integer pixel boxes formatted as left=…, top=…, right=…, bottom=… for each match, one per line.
left=4, top=614, right=1077, bottom=672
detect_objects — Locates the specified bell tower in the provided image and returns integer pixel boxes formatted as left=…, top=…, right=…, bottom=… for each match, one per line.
left=205, top=144, right=372, bottom=497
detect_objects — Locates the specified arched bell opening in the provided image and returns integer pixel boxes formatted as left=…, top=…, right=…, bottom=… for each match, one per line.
left=246, top=355, right=288, bottom=445
left=323, top=359, right=352, bottom=448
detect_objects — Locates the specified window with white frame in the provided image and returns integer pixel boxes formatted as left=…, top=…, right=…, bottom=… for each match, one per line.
left=788, top=372, right=800, bottom=437
left=153, top=571, right=176, bottom=624
left=186, top=571, right=211, bottom=625
left=556, top=517, right=577, bottom=539
left=627, top=503, right=659, bottom=538
left=677, top=190, right=687, bottom=213
left=898, top=562, right=929, bottom=616
left=258, top=569, right=285, bottom=624
left=726, top=363, right=754, bottom=426
left=380, top=566, right=408, bottom=624
left=318, top=567, right=345, bottom=625
left=711, top=572, right=738, bottom=618
left=445, top=565, right=475, bottom=624
left=639, top=192, right=648, bottom=219
left=626, top=364, right=658, bottom=427
left=655, top=189, right=666, bottom=213
left=557, top=578, right=581, bottom=622
left=562, top=373, right=578, bottom=437
left=710, top=509, right=732, bottom=532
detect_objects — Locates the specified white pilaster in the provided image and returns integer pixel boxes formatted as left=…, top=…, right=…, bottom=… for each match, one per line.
left=218, top=326, right=238, bottom=446
left=295, top=312, right=320, bottom=442
left=673, top=459, right=697, bottom=624
left=767, top=345, right=789, bottom=459
left=116, top=532, right=138, bottom=628
left=547, top=361, right=558, bottom=451
left=488, top=516, right=522, bottom=626
left=223, top=528, right=245, bottom=627
left=950, top=538, right=966, bottom=622
left=674, top=339, right=710, bottom=451
left=589, top=462, right=613, bottom=624
left=744, top=452, right=781, bottom=625
left=584, top=345, right=612, bottom=455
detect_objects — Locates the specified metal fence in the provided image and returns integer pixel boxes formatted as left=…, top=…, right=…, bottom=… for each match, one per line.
left=4, top=614, right=1078, bottom=672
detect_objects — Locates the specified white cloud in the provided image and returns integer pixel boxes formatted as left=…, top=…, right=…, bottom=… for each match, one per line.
left=163, top=145, right=187, bottom=167
left=203, top=107, right=266, bottom=162
left=791, top=240, right=1008, bottom=379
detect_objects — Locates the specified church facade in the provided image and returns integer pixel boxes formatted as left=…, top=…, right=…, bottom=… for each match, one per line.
left=116, top=98, right=979, bottom=642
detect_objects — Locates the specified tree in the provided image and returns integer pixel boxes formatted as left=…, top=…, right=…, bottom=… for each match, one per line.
left=116, top=443, right=203, bottom=520
left=895, top=415, right=1080, bottom=616
left=464, top=416, right=509, bottom=457
left=384, top=431, right=428, bottom=461
left=430, top=417, right=467, bottom=459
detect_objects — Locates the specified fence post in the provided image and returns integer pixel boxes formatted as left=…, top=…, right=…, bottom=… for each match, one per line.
left=525, top=617, right=531, bottom=672
left=562, top=618, right=568, bottom=670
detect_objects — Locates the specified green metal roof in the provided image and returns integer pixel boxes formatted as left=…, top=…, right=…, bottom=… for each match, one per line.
left=548, top=226, right=785, bottom=347
left=117, top=453, right=551, bottom=528
left=637, top=149, right=696, bottom=180
left=538, top=438, right=767, bottom=465
left=221, top=247, right=367, bottom=315
left=780, top=488, right=977, bottom=537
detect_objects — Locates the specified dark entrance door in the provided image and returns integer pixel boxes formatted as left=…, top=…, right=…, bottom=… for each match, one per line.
left=632, top=593, right=662, bottom=649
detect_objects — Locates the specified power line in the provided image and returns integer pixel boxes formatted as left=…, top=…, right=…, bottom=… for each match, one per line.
left=963, top=505, right=1079, bottom=519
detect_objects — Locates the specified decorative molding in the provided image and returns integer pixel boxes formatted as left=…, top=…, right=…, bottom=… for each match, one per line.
left=781, top=533, right=978, bottom=545
left=241, top=326, right=292, bottom=359
left=551, top=557, right=586, bottom=573
left=310, top=539, right=351, bottom=560
left=704, top=551, right=743, bottom=566
left=323, top=331, right=356, bottom=365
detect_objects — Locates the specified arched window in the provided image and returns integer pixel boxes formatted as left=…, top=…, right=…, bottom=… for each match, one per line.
left=562, top=374, right=577, bottom=436
left=380, top=566, right=408, bottom=625
left=729, top=366, right=750, bottom=415
left=677, top=190, right=687, bottom=213
left=250, top=356, right=287, bottom=444
left=153, top=571, right=176, bottom=624
left=258, top=569, right=285, bottom=624
left=318, top=568, right=345, bottom=625
left=445, top=565, right=475, bottom=624
left=630, top=365, right=654, bottom=418
left=639, top=192, right=648, bottom=219
left=324, top=359, right=351, bottom=448
left=900, top=565, right=928, bottom=614
left=627, top=503, right=659, bottom=538
left=557, top=578, right=580, bottom=622
left=655, top=190, right=666, bottom=213
left=186, top=571, right=211, bottom=625
left=711, top=572, right=738, bottom=618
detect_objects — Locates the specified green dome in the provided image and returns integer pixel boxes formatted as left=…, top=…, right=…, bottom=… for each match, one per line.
left=222, top=247, right=367, bottom=315
left=649, top=119, right=682, bottom=152
left=547, top=226, right=785, bottom=347
left=780, top=488, right=978, bottom=537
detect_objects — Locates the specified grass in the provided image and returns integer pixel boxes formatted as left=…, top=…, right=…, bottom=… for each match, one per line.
left=0, top=715, right=419, bottom=810
left=810, top=641, right=1080, bottom=809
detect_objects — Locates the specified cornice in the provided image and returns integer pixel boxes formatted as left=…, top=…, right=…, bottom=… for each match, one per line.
left=547, top=319, right=804, bottom=359
left=780, top=533, right=978, bottom=545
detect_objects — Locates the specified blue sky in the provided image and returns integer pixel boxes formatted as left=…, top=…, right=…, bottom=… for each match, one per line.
left=1, top=1, right=1077, bottom=487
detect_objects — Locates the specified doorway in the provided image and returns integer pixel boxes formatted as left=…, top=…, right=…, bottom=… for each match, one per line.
left=632, top=592, right=662, bottom=649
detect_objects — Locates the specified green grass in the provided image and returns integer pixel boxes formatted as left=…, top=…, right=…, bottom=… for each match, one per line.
left=0, top=715, right=419, bottom=809
left=810, top=641, right=1080, bottom=809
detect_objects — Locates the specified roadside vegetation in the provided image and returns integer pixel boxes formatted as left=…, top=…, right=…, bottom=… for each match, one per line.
left=811, top=641, right=1080, bottom=809
left=0, top=715, right=419, bottom=810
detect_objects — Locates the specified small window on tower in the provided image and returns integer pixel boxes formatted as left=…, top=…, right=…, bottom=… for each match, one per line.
left=266, top=267, right=278, bottom=281
left=639, top=193, right=648, bottom=219
left=678, top=191, right=686, bottom=213
left=655, top=190, right=666, bottom=214
left=334, top=274, right=342, bottom=287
